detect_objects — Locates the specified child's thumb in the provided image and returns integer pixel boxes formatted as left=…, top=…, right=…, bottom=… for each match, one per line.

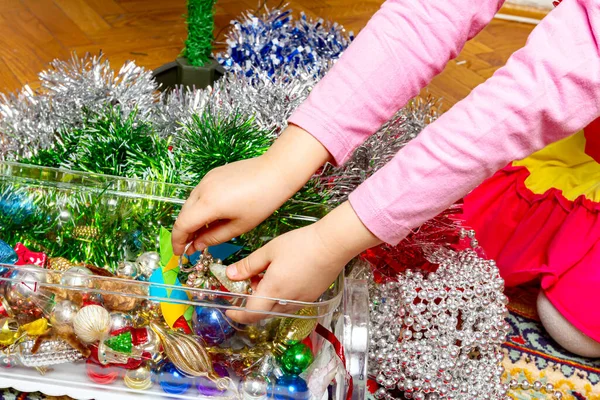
left=227, top=248, right=269, bottom=281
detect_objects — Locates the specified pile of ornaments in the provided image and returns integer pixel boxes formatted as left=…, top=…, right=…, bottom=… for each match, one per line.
left=0, top=239, right=322, bottom=399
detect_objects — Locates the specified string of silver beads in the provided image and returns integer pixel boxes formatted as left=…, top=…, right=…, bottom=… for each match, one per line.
left=369, top=244, right=510, bottom=399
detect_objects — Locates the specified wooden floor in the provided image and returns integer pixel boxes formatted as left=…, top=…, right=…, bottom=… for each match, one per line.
left=0, top=0, right=536, bottom=109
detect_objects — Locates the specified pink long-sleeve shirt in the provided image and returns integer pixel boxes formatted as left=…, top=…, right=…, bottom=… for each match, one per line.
left=289, top=0, right=600, bottom=245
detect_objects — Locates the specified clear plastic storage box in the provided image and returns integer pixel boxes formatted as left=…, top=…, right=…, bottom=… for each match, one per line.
left=0, top=162, right=368, bottom=400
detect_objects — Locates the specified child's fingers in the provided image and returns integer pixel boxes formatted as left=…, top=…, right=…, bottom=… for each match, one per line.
left=172, top=204, right=215, bottom=255
left=226, top=295, right=275, bottom=324
left=227, top=248, right=270, bottom=281
left=192, top=220, right=236, bottom=251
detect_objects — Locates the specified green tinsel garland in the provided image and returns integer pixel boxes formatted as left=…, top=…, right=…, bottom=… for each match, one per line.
left=0, top=179, right=178, bottom=271
left=24, top=106, right=179, bottom=184
left=178, top=111, right=273, bottom=183
left=7, top=104, right=328, bottom=269
left=184, top=0, right=217, bottom=66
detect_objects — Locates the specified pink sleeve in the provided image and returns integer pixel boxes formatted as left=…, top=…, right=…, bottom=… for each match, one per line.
left=288, top=0, right=505, bottom=164
left=350, top=0, right=600, bottom=244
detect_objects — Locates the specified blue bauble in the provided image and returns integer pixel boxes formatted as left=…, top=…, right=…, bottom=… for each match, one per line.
left=158, top=362, right=192, bottom=395
left=271, top=375, right=309, bottom=400
left=0, top=192, right=33, bottom=225
left=0, top=240, right=17, bottom=275
left=192, top=298, right=235, bottom=346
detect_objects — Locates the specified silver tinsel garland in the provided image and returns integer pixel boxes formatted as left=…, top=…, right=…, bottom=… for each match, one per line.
left=0, top=53, right=158, bottom=160
left=368, top=236, right=510, bottom=400
left=153, top=66, right=320, bottom=139
left=320, top=97, right=440, bottom=206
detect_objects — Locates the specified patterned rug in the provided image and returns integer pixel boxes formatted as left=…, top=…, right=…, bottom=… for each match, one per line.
left=502, top=286, right=600, bottom=400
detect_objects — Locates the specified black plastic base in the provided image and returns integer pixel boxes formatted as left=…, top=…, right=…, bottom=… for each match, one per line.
left=152, top=57, right=225, bottom=91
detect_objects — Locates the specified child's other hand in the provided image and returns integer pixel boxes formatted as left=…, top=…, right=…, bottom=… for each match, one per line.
left=225, top=202, right=381, bottom=323
left=172, top=125, right=332, bottom=256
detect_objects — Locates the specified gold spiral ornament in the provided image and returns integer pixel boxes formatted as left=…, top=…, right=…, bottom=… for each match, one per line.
left=149, top=322, right=233, bottom=391
left=275, top=307, right=318, bottom=345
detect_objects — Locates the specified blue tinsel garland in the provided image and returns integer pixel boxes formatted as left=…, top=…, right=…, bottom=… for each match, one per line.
left=218, top=8, right=354, bottom=77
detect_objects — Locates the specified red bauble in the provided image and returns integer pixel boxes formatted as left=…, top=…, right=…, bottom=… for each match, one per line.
left=86, top=358, right=120, bottom=384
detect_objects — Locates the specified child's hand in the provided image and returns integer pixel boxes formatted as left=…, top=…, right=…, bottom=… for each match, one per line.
left=172, top=156, right=291, bottom=256
left=225, top=202, right=381, bottom=324
left=172, top=125, right=332, bottom=256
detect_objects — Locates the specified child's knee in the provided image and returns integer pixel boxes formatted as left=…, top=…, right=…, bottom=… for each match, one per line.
left=537, top=291, right=600, bottom=358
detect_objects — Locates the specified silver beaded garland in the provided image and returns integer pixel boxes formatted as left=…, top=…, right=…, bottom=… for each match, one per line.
left=368, top=246, right=510, bottom=399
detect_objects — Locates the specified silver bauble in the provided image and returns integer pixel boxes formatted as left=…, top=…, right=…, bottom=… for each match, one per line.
left=240, top=374, right=268, bottom=400
left=116, top=261, right=139, bottom=280
left=135, top=252, right=160, bottom=279
left=60, top=266, right=93, bottom=288
left=51, top=300, right=80, bottom=326
left=4, top=266, right=51, bottom=315
left=109, top=312, right=134, bottom=332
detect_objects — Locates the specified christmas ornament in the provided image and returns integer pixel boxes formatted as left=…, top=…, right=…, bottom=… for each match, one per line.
left=95, top=327, right=161, bottom=367
left=0, top=319, right=20, bottom=346
left=73, top=305, right=111, bottom=344
left=124, top=365, right=153, bottom=390
left=20, top=318, right=48, bottom=336
left=276, top=308, right=318, bottom=345
left=105, top=331, right=133, bottom=354
left=2, top=340, right=84, bottom=368
left=96, top=279, right=147, bottom=312
left=14, top=243, right=47, bottom=267
left=48, top=257, right=74, bottom=272
left=86, top=358, right=120, bottom=385
left=279, top=343, right=313, bottom=376
left=209, top=262, right=251, bottom=294
left=4, top=266, right=52, bottom=318
left=196, top=364, right=229, bottom=396
left=150, top=322, right=227, bottom=386
left=240, top=374, right=269, bottom=400
left=181, top=248, right=220, bottom=290
left=272, top=375, right=310, bottom=400
left=368, top=246, right=509, bottom=400
left=116, top=261, right=139, bottom=280
left=60, top=266, right=93, bottom=288
left=0, top=240, right=17, bottom=270
left=192, top=298, right=236, bottom=346
left=158, top=362, right=193, bottom=395
left=109, top=312, right=134, bottom=332
left=72, top=225, right=100, bottom=241
left=50, top=300, right=79, bottom=326
left=0, top=297, right=12, bottom=318
left=135, top=252, right=160, bottom=280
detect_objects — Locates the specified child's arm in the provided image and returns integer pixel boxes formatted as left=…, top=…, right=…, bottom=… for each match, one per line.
left=172, top=0, right=504, bottom=255
left=227, top=0, right=600, bottom=322
left=349, top=0, right=600, bottom=245
left=289, top=0, right=506, bottom=165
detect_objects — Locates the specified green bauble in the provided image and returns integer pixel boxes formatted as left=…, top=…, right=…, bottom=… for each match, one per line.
left=279, top=343, right=313, bottom=376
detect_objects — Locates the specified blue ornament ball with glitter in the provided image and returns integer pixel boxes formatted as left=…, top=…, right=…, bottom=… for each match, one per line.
left=0, top=240, right=17, bottom=276
left=271, top=375, right=310, bottom=400
left=0, top=191, right=34, bottom=225
left=192, top=298, right=235, bottom=346
left=158, top=362, right=192, bottom=395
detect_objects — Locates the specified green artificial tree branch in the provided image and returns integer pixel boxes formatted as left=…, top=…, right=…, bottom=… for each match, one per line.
left=184, top=0, right=217, bottom=67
